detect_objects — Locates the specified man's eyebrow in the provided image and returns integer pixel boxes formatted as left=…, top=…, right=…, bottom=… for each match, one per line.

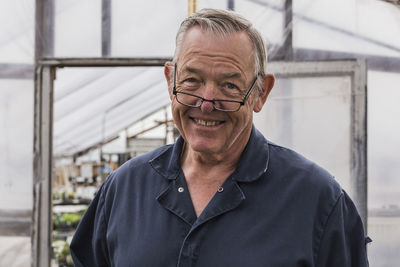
left=220, top=72, right=242, bottom=79
left=182, top=66, right=203, bottom=74
left=181, top=67, right=243, bottom=80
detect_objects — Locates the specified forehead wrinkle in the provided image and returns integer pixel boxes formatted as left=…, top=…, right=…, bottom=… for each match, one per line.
left=177, top=27, right=256, bottom=77
left=181, top=57, right=248, bottom=80
left=179, top=50, right=248, bottom=75
left=183, top=65, right=242, bottom=79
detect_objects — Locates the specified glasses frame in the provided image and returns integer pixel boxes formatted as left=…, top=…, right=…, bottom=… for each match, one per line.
left=172, top=64, right=259, bottom=112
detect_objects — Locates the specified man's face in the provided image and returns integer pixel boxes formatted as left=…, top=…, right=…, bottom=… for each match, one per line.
left=165, top=27, right=268, bottom=157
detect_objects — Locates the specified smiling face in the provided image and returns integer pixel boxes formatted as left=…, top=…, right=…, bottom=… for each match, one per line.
left=165, top=27, right=269, bottom=158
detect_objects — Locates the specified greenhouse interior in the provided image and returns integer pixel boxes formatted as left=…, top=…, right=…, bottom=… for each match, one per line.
left=0, top=0, right=399, bottom=266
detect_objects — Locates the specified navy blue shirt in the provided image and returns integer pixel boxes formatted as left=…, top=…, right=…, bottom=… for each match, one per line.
left=70, top=127, right=370, bottom=266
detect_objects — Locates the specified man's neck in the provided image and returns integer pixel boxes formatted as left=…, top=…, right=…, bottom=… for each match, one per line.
left=181, top=149, right=237, bottom=179
left=179, top=129, right=251, bottom=217
left=180, top=132, right=249, bottom=184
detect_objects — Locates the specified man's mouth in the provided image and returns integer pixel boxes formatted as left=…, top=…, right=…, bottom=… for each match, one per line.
left=192, top=118, right=223, bottom=126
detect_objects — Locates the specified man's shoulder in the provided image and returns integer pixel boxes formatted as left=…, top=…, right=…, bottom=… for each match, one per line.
left=266, top=141, right=342, bottom=199
left=267, top=141, right=327, bottom=173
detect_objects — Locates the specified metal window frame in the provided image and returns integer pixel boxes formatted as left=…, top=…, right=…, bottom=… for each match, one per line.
left=32, top=57, right=169, bottom=267
left=33, top=58, right=367, bottom=266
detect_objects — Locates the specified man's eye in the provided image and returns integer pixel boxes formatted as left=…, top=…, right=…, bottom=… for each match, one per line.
left=225, top=83, right=239, bottom=90
left=184, top=78, right=198, bottom=83
left=180, top=78, right=200, bottom=91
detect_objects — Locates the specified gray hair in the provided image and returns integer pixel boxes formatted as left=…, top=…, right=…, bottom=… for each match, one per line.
left=173, top=8, right=268, bottom=93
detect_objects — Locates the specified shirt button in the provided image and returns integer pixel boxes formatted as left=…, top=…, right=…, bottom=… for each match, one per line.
left=217, top=187, right=224, bottom=193
left=178, top=187, right=184, bottom=193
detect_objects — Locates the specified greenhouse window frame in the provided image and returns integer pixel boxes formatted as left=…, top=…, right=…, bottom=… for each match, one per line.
left=32, top=57, right=367, bottom=267
left=32, top=57, right=170, bottom=267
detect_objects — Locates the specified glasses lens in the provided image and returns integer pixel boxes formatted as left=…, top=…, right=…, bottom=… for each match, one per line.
left=176, top=92, right=201, bottom=107
left=215, top=101, right=241, bottom=112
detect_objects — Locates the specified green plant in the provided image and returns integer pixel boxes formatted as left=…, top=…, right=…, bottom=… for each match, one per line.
left=53, top=210, right=86, bottom=230
left=53, top=240, right=74, bottom=267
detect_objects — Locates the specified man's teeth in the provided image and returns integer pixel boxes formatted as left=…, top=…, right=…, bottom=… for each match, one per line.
left=194, top=118, right=221, bottom=126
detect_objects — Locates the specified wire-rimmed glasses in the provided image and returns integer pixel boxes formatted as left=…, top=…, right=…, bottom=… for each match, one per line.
left=172, top=64, right=259, bottom=112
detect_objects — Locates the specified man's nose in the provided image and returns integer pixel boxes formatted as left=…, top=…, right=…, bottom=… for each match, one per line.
left=200, top=99, right=214, bottom=113
left=200, top=83, right=217, bottom=113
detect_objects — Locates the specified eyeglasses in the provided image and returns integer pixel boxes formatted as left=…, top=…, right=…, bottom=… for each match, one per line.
left=172, top=64, right=259, bottom=112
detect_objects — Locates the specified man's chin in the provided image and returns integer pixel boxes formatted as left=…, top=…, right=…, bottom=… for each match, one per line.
left=187, top=140, right=223, bottom=155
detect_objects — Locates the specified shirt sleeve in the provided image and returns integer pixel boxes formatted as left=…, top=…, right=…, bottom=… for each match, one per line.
left=315, top=191, right=371, bottom=267
left=70, top=179, right=111, bottom=267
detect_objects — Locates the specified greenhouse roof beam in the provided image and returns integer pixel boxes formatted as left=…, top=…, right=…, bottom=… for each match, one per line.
left=102, top=0, right=112, bottom=57
left=294, top=48, right=400, bottom=73
left=35, top=0, right=54, bottom=63
left=39, top=57, right=171, bottom=67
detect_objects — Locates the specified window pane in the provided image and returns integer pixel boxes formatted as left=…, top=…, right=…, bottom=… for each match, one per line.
left=0, top=1, right=35, bottom=63
left=254, top=75, right=352, bottom=194
left=367, top=71, right=400, bottom=266
left=0, top=79, right=33, bottom=209
left=54, top=67, right=169, bottom=156
left=112, top=0, right=186, bottom=57
left=293, top=0, right=400, bottom=57
left=54, top=0, right=101, bottom=57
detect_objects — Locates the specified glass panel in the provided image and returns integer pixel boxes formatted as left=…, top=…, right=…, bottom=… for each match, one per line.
left=112, top=0, right=283, bottom=58
left=198, top=0, right=284, bottom=57
left=112, top=0, right=283, bottom=57
left=54, top=0, right=101, bottom=57
left=112, top=0, right=187, bottom=57
left=0, top=237, right=30, bottom=267
left=53, top=66, right=169, bottom=156
left=254, top=75, right=352, bottom=194
left=0, top=1, right=35, bottom=63
left=368, top=71, right=400, bottom=208
left=235, top=0, right=284, bottom=51
left=367, top=71, right=400, bottom=266
left=0, top=79, right=33, bottom=210
left=293, top=0, right=400, bottom=57
left=196, top=0, right=227, bottom=10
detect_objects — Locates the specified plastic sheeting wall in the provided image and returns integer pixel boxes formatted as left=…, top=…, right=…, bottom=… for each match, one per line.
left=0, top=0, right=34, bottom=266
left=293, top=0, right=400, bottom=57
left=0, top=80, right=33, bottom=267
left=367, top=71, right=400, bottom=266
left=53, top=0, right=285, bottom=58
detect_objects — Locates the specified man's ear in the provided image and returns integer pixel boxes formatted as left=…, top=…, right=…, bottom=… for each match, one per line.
left=164, top=61, right=174, bottom=100
left=253, top=73, right=275, bottom=113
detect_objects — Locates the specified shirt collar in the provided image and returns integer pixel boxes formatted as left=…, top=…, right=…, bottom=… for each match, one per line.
left=149, top=125, right=270, bottom=183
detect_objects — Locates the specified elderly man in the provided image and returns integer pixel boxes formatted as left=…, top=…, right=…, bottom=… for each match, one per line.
left=70, top=8, right=369, bottom=266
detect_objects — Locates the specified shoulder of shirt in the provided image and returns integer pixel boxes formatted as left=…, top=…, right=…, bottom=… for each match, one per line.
left=266, top=140, right=344, bottom=201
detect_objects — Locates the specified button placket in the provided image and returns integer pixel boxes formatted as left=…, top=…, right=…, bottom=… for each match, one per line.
left=177, top=224, right=209, bottom=267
